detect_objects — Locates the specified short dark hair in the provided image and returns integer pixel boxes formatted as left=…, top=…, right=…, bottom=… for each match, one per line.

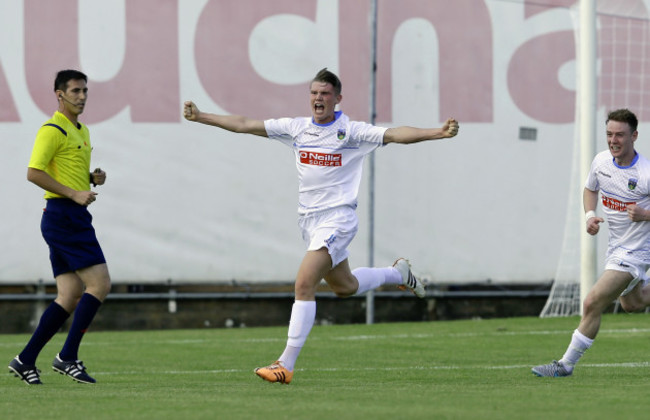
left=54, top=69, right=87, bottom=92
left=312, top=68, right=342, bottom=95
left=607, top=108, right=638, bottom=133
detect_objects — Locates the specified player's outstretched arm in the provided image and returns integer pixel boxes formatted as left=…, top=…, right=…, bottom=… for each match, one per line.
left=383, top=118, right=459, bottom=145
left=183, top=101, right=268, bottom=137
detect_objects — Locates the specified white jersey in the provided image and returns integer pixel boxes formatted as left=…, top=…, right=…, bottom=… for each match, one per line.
left=586, top=150, right=650, bottom=255
left=265, top=111, right=386, bottom=215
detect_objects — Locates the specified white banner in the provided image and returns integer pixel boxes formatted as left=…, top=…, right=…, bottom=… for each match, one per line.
left=1, top=0, right=647, bottom=283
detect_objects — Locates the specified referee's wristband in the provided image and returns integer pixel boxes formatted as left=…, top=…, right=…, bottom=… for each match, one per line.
left=89, top=172, right=97, bottom=187
left=585, top=210, right=596, bottom=221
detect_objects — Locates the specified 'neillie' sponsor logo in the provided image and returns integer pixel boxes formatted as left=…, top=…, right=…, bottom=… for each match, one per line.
left=602, top=195, right=635, bottom=211
left=299, top=151, right=342, bottom=166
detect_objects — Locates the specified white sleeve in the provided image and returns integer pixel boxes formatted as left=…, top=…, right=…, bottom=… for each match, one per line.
left=584, top=155, right=601, bottom=191
left=264, top=117, right=302, bottom=147
left=349, top=121, right=387, bottom=146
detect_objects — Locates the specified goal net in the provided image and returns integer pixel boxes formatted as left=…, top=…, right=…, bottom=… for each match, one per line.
left=541, top=3, right=650, bottom=317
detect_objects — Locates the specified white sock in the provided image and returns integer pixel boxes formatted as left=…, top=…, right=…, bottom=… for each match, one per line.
left=560, top=329, right=594, bottom=369
left=352, top=267, right=402, bottom=295
left=279, top=300, right=316, bottom=371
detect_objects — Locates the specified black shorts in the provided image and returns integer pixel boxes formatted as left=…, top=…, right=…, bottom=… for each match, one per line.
left=41, top=198, right=106, bottom=277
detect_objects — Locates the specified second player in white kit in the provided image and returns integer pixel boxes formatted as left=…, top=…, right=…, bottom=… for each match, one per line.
left=586, top=149, right=650, bottom=293
left=533, top=108, right=650, bottom=378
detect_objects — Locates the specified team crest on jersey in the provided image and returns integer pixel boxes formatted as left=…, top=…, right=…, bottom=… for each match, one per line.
left=628, top=178, right=638, bottom=190
left=337, top=129, right=346, bottom=140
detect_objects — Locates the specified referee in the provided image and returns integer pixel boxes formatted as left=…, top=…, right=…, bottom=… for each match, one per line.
left=8, top=70, right=111, bottom=385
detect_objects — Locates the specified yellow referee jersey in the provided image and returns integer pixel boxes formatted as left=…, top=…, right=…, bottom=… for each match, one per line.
left=28, top=111, right=92, bottom=199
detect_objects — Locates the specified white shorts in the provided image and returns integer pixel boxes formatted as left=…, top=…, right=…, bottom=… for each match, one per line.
left=298, top=206, right=358, bottom=268
left=604, top=247, right=650, bottom=296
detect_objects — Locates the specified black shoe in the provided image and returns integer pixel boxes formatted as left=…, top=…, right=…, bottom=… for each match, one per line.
left=52, top=354, right=96, bottom=384
left=8, top=356, right=42, bottom=385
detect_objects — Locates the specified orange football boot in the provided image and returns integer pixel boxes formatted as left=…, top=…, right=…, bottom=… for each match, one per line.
left=254, top=361, right=293, bottom=384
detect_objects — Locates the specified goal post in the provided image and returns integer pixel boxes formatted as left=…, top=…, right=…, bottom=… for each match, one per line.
left=541, top=0, right=597, bottom=318
left=578, top=0, right=598, bottom=316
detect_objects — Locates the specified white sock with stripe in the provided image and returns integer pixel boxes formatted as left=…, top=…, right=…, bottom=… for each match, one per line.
left=279, top=300, right=316, bottom=371
left=560, top=329, right=594, bottom=370
left=352, top=267, right=402, bottom=295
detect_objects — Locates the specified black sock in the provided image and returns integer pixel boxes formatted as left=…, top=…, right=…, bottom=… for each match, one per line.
left=59, top=293, right=102, bottom=361
left=19, top=302, right=70, bottom=365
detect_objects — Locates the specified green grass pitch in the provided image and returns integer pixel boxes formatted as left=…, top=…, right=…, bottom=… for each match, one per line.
left=2, top=314, right=650, bottom=419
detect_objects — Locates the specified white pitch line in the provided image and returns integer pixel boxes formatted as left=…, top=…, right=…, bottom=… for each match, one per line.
left=332, top=328, right=650, bottom=341
left=89, top=361, right=650, bottom=376
left=1, top=327, right=649, bottom=348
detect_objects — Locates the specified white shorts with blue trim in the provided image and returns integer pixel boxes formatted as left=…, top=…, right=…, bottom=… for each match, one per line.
left=604, top=247, right=650, bottom=296
left=298, top=206, right=358, bottom=268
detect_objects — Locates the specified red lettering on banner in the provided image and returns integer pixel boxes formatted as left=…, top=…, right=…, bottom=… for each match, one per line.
left=508, top=31, right=575, bottom=123
left=196, top=0, right=493, bottom=122
left=299, top=151, right=342, bottom=167
left=602, top=196, right=635, bottom=212
left=524, top=0, right=576, bottom=18
left=4, top=0, right=645, bottom=124
left=0, top=0, right=494, bottom=123
left=598, top=9, right=650, bottom=121
left=195, top=0, right=315, bottom=119
left=340, top=0, right=493, bottom=122
left=24, top=0, right=179, bottom=123
left=507, top=1, right=578, bottom=123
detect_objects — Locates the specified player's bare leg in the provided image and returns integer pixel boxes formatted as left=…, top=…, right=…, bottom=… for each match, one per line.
left=54, top=272, right=84, bottom=312
left=324, top=258, right=358, bottom=297
left=255, top=249, right=330, bottom=384
left=578, top=270, right=632, bottom=338
left=295, top=248, right=334, bottom=300
left=77, top=263, right=111, bottom=302
left=619, top=277, right=650, bottom=313
left=533, top=270, right=632, bottom=377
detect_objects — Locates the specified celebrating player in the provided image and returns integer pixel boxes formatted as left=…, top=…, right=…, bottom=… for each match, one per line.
left=533, top=108, right=650, bottom=377
left=8, top=70, right=111, bottom=385
left=184, top=68, right=459, bottom=384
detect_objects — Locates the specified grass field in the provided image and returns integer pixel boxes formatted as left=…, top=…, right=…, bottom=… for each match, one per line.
left=2, top=314, right=650, bottom=420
